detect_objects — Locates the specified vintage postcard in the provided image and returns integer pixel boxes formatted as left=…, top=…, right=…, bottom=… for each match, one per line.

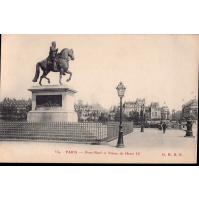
left=0, top=34, right=198, bottom=163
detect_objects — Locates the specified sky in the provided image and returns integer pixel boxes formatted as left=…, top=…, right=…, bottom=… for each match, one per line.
left=1, top=34, right=198, bottom=111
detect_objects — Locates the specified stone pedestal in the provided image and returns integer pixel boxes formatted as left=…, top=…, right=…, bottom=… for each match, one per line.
left=27, top=85, right=78, bottom=122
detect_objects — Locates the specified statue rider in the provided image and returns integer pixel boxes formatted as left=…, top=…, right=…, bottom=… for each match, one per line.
left=49, top=41, right=58, bottom=71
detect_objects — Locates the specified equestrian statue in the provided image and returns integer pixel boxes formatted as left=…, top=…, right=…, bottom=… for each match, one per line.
left=32, top=41, right=75, bottom=85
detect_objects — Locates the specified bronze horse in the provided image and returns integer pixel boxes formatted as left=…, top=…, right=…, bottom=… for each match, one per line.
left=32, top=48, right=75, bottom=85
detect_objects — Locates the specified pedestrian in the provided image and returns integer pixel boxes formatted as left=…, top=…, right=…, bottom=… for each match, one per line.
left=162, top=122, right=167, bottom=133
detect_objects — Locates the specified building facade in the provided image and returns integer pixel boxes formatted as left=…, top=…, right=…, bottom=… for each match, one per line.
left=109, top=106, right=117, bottom=121
left=0, top=98, right=32, bottom=119
left=136, top=98, right=145, bottom=114
left=124, top=98, right=145, bottom=118
left=150, top=102, right=161, bottom=120
left=124, top=101, right=139, bottom=117
left=161, top=106, right=170, bottom=120
left=74, top=100, right=106, bottom=121
left=175, top=111, right=182, bottom=121
left=123, top=99, right=171, bottom=121
left=182, top=99, right=198, bottom=120
left=172, top=109, right=175, bottom=120
left=172, top=110, right=182, bottom=121
left=145, top=106, right=151, bottom=120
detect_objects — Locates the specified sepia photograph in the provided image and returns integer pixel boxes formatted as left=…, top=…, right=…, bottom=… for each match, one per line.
left=1, top=2, right=199, bottom=201
left=0, top=34, right=198, bottom=163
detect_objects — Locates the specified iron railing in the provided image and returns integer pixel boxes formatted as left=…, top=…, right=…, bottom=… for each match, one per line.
left=107, top=121, right=133, bottom=141
left=0, top=121, right=107, bottom=143
left=0, top=121, right=133, bottom=143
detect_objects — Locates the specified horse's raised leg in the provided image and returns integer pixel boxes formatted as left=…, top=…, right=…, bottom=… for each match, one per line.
left=39, top=71, right=48, bottom=86
left=44, top=77, right=50, bottom=84
left=32, top=63, right=40, bottom=82
left=66, top=70, right=72, bottom=82
left=43, top=71, right=50, bottom=84
left=59, top=68, right=63, bottom=85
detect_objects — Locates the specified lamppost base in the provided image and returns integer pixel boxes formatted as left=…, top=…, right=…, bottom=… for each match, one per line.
left=184, top=136, right=195, bottom=138
left=116, top=131, right=124, bottom=148
left=116, top=144, right=125, bottom=148
left=184, top=131, right=195, bottom=138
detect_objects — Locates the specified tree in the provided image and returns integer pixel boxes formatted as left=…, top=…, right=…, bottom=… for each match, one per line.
left=2, top=105, right=8, bottom=119
left=76, top=109, right=82, bottom=121
left=114, top=108, right=126, bottom=121
left=129, top=111, right=139, bottom=123
left=26, top=104, right=32, bottom=112
left=10, top=106, right=17, bottom=117
left=140, top=110, right=143, bottom=118
left=161, top=112, right=166, bottom=120
left=167, top=111, right=170, bottom=120
left=98, top=112, right=109, bottom=122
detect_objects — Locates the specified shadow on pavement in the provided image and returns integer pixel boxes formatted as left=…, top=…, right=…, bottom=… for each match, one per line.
left=109, top=144, right=117, bottom=147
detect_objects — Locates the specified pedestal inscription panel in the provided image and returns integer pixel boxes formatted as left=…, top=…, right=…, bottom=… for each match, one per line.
left=27, top=85, right=78, bottom=122
left=36, top=95, right=62, bottom=107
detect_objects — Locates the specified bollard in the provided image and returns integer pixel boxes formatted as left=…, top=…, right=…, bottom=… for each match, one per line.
left=184, top=117, right=195, bottom=138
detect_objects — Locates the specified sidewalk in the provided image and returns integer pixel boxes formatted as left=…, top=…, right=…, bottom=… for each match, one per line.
left=0, top=128, right=197, bottom=163
left=109, top=128, right=197, bottom=149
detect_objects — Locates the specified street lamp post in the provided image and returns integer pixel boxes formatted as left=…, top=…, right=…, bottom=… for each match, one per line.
left=116, top=82, right=126, bottom=148
left=140, top=104, right=144, bottom=132
left=184, top=116, right=195, bottom=138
